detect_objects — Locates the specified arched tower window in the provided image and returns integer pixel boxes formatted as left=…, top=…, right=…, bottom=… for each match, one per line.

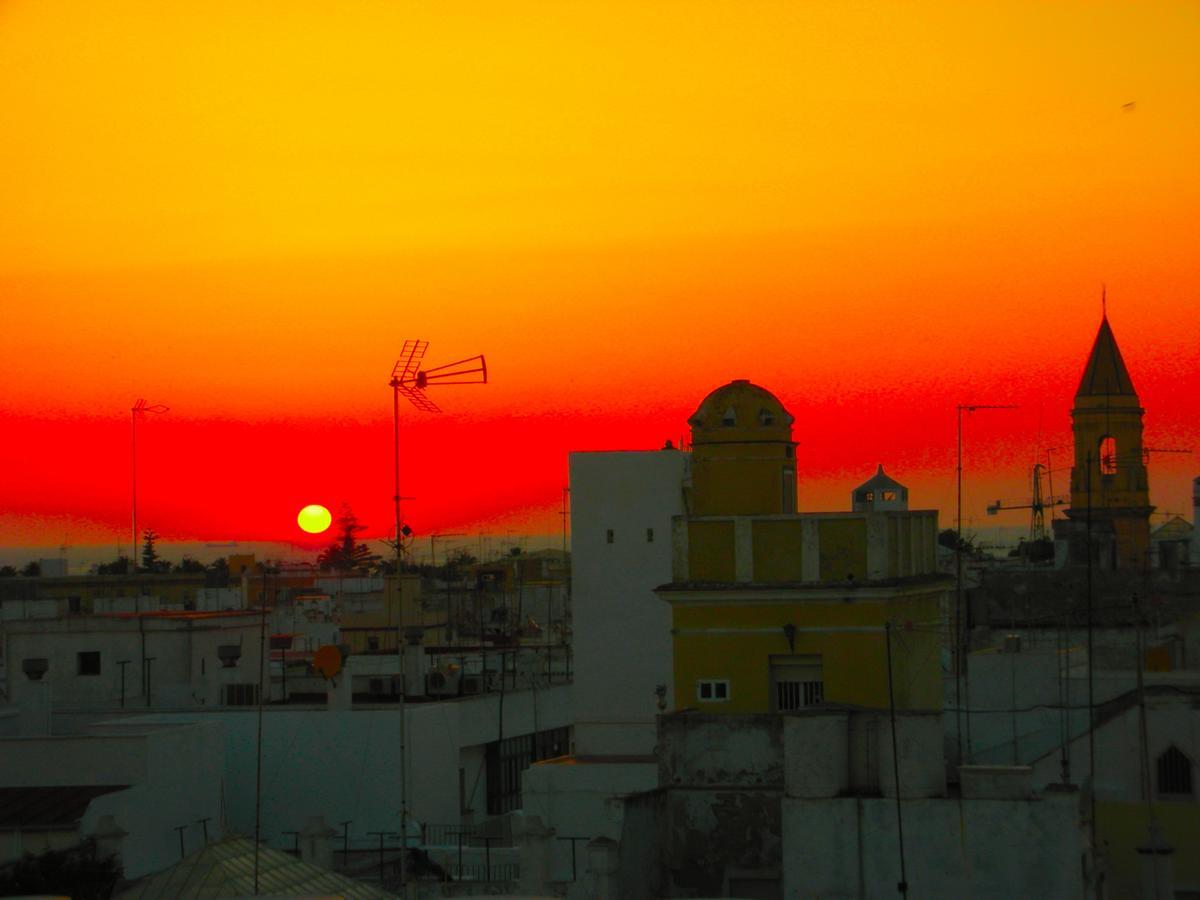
left=721, top=406, right=737, bottom=427
left=1099, top=436, right=1117, bottom=476
left=1157, top=745, right=1193, bottom=796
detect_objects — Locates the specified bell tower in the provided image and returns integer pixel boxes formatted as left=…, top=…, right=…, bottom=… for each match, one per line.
left=1055, top=313, right=1153, bottom=569
left=688, top=380, right=796, bottom=516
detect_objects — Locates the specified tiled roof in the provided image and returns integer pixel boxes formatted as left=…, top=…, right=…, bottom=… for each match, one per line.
left=115, top=835, right=397, bottom=899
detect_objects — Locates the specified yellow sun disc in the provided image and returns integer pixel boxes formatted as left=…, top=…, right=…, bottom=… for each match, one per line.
left=297, top=504, right=332, bottom=534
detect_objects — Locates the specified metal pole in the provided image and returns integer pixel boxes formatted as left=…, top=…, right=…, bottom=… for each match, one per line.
left=391, top=379, right=409, bottom=896
left=118, top=660, right=130, bottom=708
left=131, top=408, right=138, bottom=569
left=955, top=406, right=964, bottom=766
left=339, top=820, right=352, bottom=869
left=885, top=622, right=909, bottom=897
left=1086, top=449, right=1097, bottom=881
left=254, top=567, right=268, bottom=895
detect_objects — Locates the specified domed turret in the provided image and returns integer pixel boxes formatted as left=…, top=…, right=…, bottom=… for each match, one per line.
left=688, top=380, right=797, bottom=516
left=851, top=464, right=909, bottom=512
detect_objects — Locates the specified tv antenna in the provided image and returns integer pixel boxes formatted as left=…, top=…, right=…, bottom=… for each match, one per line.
left=131, top=398, right=168, bottom=568
left=387, top=339, right=486, bottom=893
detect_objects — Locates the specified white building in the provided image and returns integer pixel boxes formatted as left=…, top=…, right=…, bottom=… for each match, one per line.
left=0, top=720, right=225, bottom=880
left=2, top=611, right=266, bottom=717
left=521, top=448, right=686, bottom=878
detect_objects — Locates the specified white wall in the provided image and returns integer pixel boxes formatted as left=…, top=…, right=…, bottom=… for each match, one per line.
left=3, top=615, right=264, bottom=714
left=0, top=721, right=225, bottom=880
left=102, top=682, right=572, bottom=853
left=570, top=450, right=686, bottom=756
left=782, top=792, right=1086, bottom=899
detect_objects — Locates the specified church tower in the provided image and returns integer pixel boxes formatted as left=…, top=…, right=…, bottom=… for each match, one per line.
left=1054, top=313, right=1153, bottom=569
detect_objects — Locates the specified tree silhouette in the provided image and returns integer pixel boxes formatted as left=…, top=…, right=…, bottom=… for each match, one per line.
left=317, top=505, right=380, bottom=573
left=95, top=557, right=131, bottom=575
left=140, top=529, right=169, bottom=573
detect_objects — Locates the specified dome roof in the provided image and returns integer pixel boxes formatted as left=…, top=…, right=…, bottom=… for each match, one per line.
left=688, top=380, right=793, bottom=442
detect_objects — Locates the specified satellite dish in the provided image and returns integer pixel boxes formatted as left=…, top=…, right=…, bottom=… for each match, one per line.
left=313, top=644, right=343, bottom=679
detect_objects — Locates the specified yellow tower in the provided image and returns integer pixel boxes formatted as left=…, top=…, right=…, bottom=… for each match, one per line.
left=688, top=380, right=796, bottom=516
left=1056, top=314, right=1153, bottom=569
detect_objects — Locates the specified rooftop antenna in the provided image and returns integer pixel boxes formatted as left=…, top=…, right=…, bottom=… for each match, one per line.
left=130, top=399, right=168, bottom=570
left=388, top=340, right=486, bottom=893
left=1101, top=284, right=1107, bottom=318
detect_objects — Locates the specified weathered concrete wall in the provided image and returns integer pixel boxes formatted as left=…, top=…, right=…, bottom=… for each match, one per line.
left=784, top=713, right=847, bottom=798
left=658, top=712, right=783, bottom=788
left=663, top=787, right=781, bottom=897
left=783, top=791, right=1086, bottom=899
left=877, top=712, right=945, bottom=799
left=613, top=788, right=665, bottom=900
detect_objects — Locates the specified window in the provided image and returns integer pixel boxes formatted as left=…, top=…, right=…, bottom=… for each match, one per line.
left=696, top=679, right=730, bottom=702
left=721, top=406, right=737, bottom=426
left=758, top=408, right=775, bottom=426
left=770, top=654, right=824, bottom=712
left=367, top=635, right=380, bottom=651
left=485, top=726, right=570, bottom=815
left=68, top=596, right=82, bottom=614
left=646, top=528, right=654, bottom=543
left=606, top=529, right=615, bottom=544
left=224, top=684, right=259, bottom=706
left=864, top=490, right=875, bottom=502
left=775, top=680, right=824, bottom=710
left=882, top=490, right=897, bottom=501
left=77, top=651, right=101, bottom=676
left=1157, top=746, right=1193, bottom=796
left=1099, top=436, right=1117, bottom=475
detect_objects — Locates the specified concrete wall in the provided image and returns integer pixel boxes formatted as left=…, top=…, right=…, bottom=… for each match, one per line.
left=1027, top=690, right=1200, bottom=898
left=782, top=792, right=1086, bottom=899
left=0, top=721, right=225, bottom=880
left=570, top=450, right=686, bottom=756
left=97, top=682, right=572, bottom=855
left=3, top=614, right=263, bottom=713
left=658, top=712, right=783, bottom=788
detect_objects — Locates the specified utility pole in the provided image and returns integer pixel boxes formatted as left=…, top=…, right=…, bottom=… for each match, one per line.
left=388, top=341, right=486, bottom=896
left=955, top=403, right=1016, bottom=765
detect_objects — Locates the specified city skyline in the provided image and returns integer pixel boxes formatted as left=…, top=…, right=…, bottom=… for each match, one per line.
left=3, top=1, right=1198, bottom=547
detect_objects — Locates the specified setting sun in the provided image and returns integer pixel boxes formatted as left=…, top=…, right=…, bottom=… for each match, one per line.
left=297, top=504, right=332, bottom=535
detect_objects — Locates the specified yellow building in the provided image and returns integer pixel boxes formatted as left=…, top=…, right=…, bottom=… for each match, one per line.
left=659, top=380, right=949, bottom=714
left=1054, top=313, right=1154, bottom=570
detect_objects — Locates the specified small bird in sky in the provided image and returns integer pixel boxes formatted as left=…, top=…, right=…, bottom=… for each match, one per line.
left=1122, top=101, right=1137, bottom=112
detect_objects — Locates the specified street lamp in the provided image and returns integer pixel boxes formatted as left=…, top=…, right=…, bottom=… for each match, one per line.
left=955, top=402, right=1016, bottom=765
left=131, top=399, right=168, bottom=568
left=388, top=340, right=486, bottom=892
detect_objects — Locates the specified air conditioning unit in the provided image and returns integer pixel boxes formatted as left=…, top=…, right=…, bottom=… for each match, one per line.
left=460, top=674, right=484, bottom=695
left=426, top=667, right=461, bottom=697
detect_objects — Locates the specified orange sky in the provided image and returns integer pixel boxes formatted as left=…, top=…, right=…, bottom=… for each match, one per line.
left=2, top=1, right=1198, bottom=552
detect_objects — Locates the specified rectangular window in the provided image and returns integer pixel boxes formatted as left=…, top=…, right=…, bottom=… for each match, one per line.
left=224, top=684, right=259, bottom=706
left=696, top=679, right=730, bottom=702
left=485, top=726, right=570, bottom=815
left=77, top=651, right=101, bottom=676
left=68, top=596, right=82, bottom=614
left=606, top=529, right=614, bottom=544
left=882, top=490, right=897, bottom=501
left=770, top=654, right=824, bottom=712
left=646, top=528, right=654, bottom=543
